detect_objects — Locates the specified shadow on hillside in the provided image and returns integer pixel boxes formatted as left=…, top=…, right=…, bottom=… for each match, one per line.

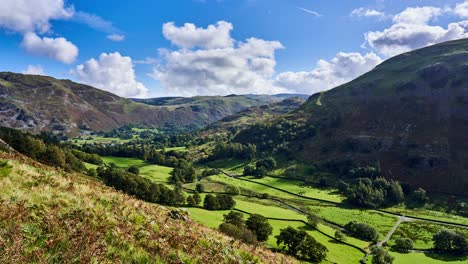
left=424, top=252, right=468, bottom=262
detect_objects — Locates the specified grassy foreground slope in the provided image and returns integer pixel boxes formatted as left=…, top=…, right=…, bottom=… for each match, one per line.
left=0, top=152, right=295, bottom=263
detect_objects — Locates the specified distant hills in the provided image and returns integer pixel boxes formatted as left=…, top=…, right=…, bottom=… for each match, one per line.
left=239, top=39, right=468, bottom=194
left=0, top=72, right=306, bottom=135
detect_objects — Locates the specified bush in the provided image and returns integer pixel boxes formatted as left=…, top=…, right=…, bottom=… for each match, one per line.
left=203, top=194, right=236, bottom=210
left=127, top=165, right=140, bottom=175
left=344, top=221, right=380, bottom=243
left=246, top=214, right=272, bottom=242
left=276, top=226, right=328, bottom=262
left=393, top=238, right=413, bottom=253
left=433, top=229, right=468, bottom=254
left=335, top=230, right=346, bottom=241
left=371, top=246, right=394, bottom=264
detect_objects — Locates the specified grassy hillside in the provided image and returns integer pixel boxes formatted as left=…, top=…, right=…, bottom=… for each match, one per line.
left=0, top=151, right=295, bottom=263
left=236, top=38, right=468, bottom=195
left=203, top=97, right=305, bottom=135
left=0, top=72, right=273, bottom=135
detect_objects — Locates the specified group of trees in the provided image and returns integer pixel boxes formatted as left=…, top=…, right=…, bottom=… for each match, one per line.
left=170, top=159, right=197, bottom=183
left=97, top=165, right=187, bottom=206
left=276, top=226, right=328, bottom=262
left=243, top=157, right=277, bottom=178
left=345, top=177, right=404, bottom=208
left=344, top=221, right=380, bottom=243
left=0, top=127, right=88, bottom=172
left=234, top=120, right=314, bottom=156
left=219, top=212, right=273, bottom=244
left=207, top=142, right=257, bottom=161
left=433, top=229, right=468, bottom=255
left=203, top=194, right=236, bottom=210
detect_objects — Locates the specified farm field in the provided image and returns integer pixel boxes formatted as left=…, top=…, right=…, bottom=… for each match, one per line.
left=248, top=176, right=344, bottom=203
left=100, top=155, right=468, bottom=264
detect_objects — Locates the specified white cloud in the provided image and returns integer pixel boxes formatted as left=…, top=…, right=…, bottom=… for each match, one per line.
left=162, top=21, right=234, bottom=49
left=454, top=1, right=468, bottom=18
left=0, top=0, right=73, bottom=33
left=22, top=65, right=45, bottom=75
left=107, top=33, right=125, bottom=42
left=151, top=39, right=286, bottom=96
left=364, top=6, right=468, bottom=57
left=21, top=32, right=78, bottom=64
left=275, top=52, right=382, bottom=94
left=152, top=21, right=287, bottom=96
left=72, top=52, right=149, bottom=98
left=350, top=8, right=386, bottom=19
left=297, top=7, right=322, bottom=17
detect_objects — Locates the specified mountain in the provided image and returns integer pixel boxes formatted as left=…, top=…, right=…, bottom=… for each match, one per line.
left=203, top=97, right=305, bottom=135
left=244, top=93, right=310, bottom=102
left=0, top=147, right=294, bottom=263
left=0, top=72, right=271, bottom=135
left=238, top=39, right=468, bottom=195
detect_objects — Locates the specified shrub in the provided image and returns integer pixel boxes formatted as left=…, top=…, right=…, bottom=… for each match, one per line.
left=344, top=221, right=380, bottom=243
left=393, top=238, right=413, bottom=253
left=246, top=214, right=273, bottom=242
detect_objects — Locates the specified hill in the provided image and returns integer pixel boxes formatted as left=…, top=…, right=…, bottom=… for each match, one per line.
left=0, top=72, right=273, bottom=135
left=203, top=97, right=305, bottom=135
left=0, top=148, right=295, bottom=263
left=236, top=38, right=468, bottom=195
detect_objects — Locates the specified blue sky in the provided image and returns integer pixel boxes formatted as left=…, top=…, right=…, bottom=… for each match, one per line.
left=0, top=0, right=467, bottom=97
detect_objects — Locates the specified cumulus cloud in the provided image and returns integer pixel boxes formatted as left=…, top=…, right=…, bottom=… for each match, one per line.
left=22, top=65, right=45, bottom=75
left=162, top=21, right=234, bottom=49
left=275, top=52, right=382, bottom=94
left=152, top=21, right=287, bottom=96
left=21, top=32, right=78, bottom=64
left=72, top=52, right=149, bottom=98
left=0, top=0, right=73, bottom=33
left=350, top=8, right=386, bottom=19
left=454, top=1, right=468, bottom=18
left=364, top=5, right=468, bottom=57
left=107, top=34, right=125, bottom=42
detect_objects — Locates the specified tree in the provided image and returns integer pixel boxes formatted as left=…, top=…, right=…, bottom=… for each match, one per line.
left=256, top=157, right=276, bottom=171
left=344, top=221, right=380, bottom=243
left=394, top=238, right=413, bottom=253
left=223, top=211, right=245, bottom=227
left=186, top=195, right=197, bottom=206
left=219, top=223, right=257, bottom=245
left=42, top=145, right=66, bottom=168
left=371, top=246, right=394, bottom=264
left=307, top=213, right=320, bottom=228
left=243, top=165, right=256, bottom=176
left=246, top=214, right=273, bottom=242
left=335, top=230, right=346, bottom=241
left=196, top=183, right=205, bottom=193
left=224, top=185, right=240, bottom=195
left=276, top=226, right=307, bottom=255
left=276, top=226, right=328, bottom=262
left=127, top=165, right=140, bottom=175
left=193, top=191, right=202, bottom=205
left=433, top=229, right=468, bottom=254
left=411, top=188, right=429, bottom=206
left=203, top=194, right=219, bottom=210
left=297, top=234, right=328, bottom=263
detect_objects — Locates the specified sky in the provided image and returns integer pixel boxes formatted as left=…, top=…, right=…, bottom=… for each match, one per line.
left=1, top=0, right=468, bottom=98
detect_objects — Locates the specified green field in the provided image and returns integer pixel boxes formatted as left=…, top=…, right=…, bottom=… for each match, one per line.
left=186, top=208, right=232, bottom=228
left=101, top=156, right=146, bottom=168
left=390, top=251, right=468, bottom=264
left=71, top=135, right=134, bottom=145
left=234, top=196, right=307, bottom=221
left=139, top=164, right=173, bottom=183
left=388, top=221, right=468, bottom=250
left=249, top=176, right=344, bottom=203
left=385, top=206, right=468, bottom=225
left=308, top=204, right=397, bottom=236
left=84, top=162, right=98, bottom=170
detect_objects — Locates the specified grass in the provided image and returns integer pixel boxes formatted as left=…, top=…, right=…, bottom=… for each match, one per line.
left=234, top=196, right=307, bottom=221
left=385, top=206, right=468, bottom=225
left=186, top=208, right=232, bottom=228
left=100, top=156, right=146, bottom=168
left=388, top=221, right=468, bottom=250
left=139, top=164, right=173, bottom=184
left=307, top=204, right=397, bottom=237
left=0, top=153, right=296, bottom=263
left=390, top=251, right=468, bottom=264
left=204, top=158, right=250, bottom=174
left=84, top=162, right=98, bottom=170
left=71, top=135, right=134, bottom=145
left=249, top=176, right=344, bottom=203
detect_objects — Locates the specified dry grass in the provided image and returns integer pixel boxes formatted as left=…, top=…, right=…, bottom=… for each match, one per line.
left=0, top=152, right=296, bottom=264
